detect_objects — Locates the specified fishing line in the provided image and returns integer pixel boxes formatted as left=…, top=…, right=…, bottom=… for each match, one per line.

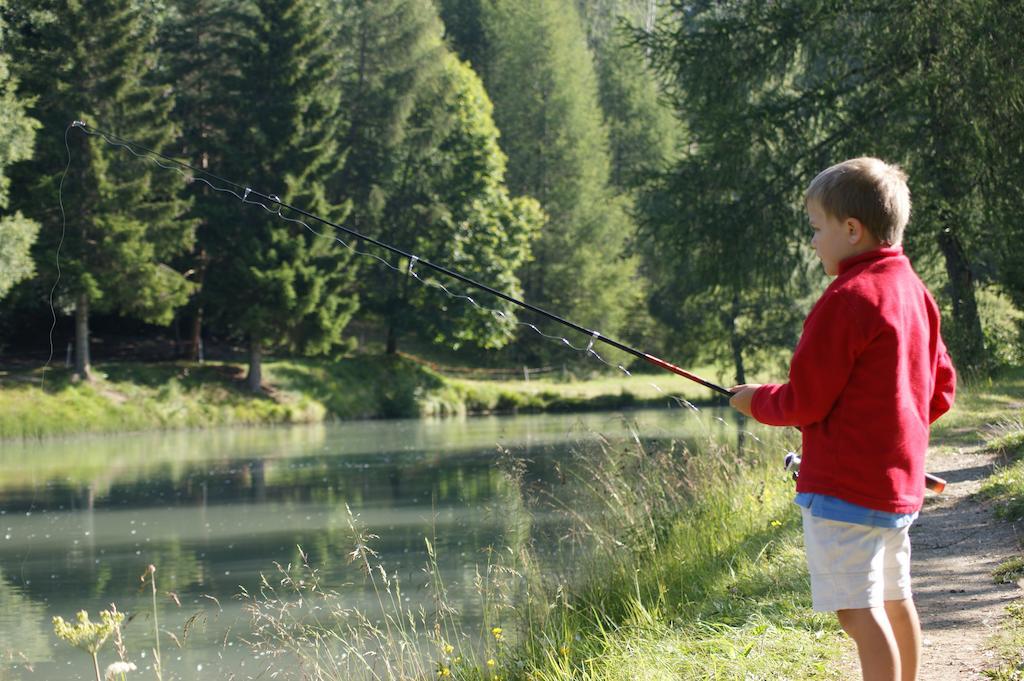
left=40, top=124, right=76, bottom=390
left=60, top=121, right=798, bottom=461
left=67, top=123, right=731, bottom=387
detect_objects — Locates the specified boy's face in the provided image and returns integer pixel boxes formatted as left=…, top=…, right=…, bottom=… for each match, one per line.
left=807, top=199, right=871, bottom=276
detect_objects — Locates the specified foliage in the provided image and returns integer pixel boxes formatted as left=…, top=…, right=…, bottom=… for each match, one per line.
left=480, top=0, right=640, bottom=348
left=0, top=0, right=40, bottom=301
left=161, top=0, right=262, bottom=359
left=345, top=26, right=544, bottom=353
left=577, top=0, right=679, bottom=192
left=52, top=609, right=124, bottom=655
left=978, top=286, right=1024, bottom=369
left=640, top=0, right=1024, bottom=376
left=2, top=0, right=1023, bottom=395
left=197, top=0, right=359, bottom=389
left=9, top=0, right=195, bottom=377
left=53, top=608, right=127, bottom=681
left=979, top=428, right=1024, bottom=521
left=983, top=601, right=1024, bottom=680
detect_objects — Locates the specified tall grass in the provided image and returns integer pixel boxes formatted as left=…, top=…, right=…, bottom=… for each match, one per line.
left=241, top=414, right=846, bottom=680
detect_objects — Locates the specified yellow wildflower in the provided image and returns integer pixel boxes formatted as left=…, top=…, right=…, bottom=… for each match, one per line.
left=491, top=626, right=503, bottom=641
left=52, top=610, right=125, bottom=654
left=487, top=658, right=496, bottom=667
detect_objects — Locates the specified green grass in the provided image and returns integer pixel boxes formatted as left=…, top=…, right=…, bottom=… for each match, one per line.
left=492, top=436, right=846, bottom=681
left=481, top=366, right=1024, bottom=681
left=982, top=601, right=1024, bottom=680
left=0, top=362, right=324, bottom=439
left=0, top=355, right=739, bottom=440
left=928, top=366, right=1024, bottom=451
left=933, top=366, right=1024, bottom=680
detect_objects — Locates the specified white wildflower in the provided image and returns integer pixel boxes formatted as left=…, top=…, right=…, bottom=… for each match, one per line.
left=104, top=661, right=137, bottom=679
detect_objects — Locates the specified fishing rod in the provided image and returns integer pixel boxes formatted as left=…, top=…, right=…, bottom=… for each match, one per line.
left=70, top=122, right=948, bottom=495
left=69, top=121, right=733, bottom=398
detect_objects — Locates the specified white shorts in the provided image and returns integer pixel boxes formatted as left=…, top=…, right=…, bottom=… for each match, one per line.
left=801, top=507, right=913, bottom=612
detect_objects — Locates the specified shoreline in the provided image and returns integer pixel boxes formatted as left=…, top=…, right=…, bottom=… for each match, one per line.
left=0, top=355, right=729, bottom=441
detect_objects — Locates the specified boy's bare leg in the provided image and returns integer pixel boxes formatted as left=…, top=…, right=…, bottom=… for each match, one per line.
left=884, top=598, right=921, bottom=681
left=836, top=607, right=900, bottom=681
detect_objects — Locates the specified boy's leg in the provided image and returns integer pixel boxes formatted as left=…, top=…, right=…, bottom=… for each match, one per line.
left=884, top=598, right=921, bottom=681
left=836, top=607, right=900, bottom=681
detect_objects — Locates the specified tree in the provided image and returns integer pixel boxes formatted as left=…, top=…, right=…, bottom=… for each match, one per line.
left=162, top=0, right=258, bottom=360
left=330, top=0, right=447, bottom=231
left=631, top=3, right=815, bottom=382
left=0, top=0, right=39, bottom=301
left=641, top=0, right=1024, bottom=375
left=200, top=0, right=357, bottom=392
left=330, top=0, right=539, bottom=355
left=11, top=0, right=195, bottom=379
left=370, top=51, right=544, bottom=354
left=575, top=1, right=679, bottom=193
left=481, top=0, right=639, bottom=351
left=436, top=0, right=488, bottom=71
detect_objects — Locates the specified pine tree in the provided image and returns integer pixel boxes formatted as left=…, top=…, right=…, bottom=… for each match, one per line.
left=641, top=0, right=1024, bottom=375
left=575, top=0, right=679, bottom=191
left=162, top=0, right=258, bottom=360
left=481, top=0, right=639, bottom=352
left=11, top=0, right=195, bottom=379
left=200, top=0, right=357, bottom=392
left=371, top=51, right=544, bottom=354
left=436, top=0, right=488, bottom=70
left=330, top=0, right=447, bottom=232
left=0, top=0, right=40, bottom=301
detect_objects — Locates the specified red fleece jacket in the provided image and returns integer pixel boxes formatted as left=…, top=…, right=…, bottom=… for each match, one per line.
left=751, top=247, right=956, bottom=513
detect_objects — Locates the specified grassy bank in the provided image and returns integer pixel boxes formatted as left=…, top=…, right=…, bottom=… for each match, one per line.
left=37, top=367, right=1024, bottom=678
left=240, top=409, right=848, bottom=680
left=966, top=369, right=1024, bottom=679
left=0, top=355, right=730, bottom=439
left=468, top=367, right=1024, bottom=681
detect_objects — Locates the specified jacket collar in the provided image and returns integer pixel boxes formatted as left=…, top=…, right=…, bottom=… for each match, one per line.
left=838, top=246, right=904, bottom=276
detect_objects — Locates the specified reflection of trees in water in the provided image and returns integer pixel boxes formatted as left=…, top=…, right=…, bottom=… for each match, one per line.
left=0, top=569, right=51, bottom=665
left=0, top=446, right=518, bottom=514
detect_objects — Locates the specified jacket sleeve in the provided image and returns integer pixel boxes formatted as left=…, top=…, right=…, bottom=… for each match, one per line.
left=751, top=290, right=870, bottom=427
left=929, top=339, right=956, bottom=423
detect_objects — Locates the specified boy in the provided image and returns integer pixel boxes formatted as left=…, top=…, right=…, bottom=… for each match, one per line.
left=729, top=157, right=956, bottom=681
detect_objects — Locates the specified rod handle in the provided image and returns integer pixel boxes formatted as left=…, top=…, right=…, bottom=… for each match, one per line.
left=925, top=473, right=946, bottom=494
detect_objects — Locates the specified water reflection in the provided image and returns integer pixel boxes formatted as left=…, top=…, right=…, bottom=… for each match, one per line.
left=0, top=408, right=723, bottom=679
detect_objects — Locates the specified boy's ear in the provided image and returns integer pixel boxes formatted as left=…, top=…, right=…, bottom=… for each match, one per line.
left=845, top=217, right=870, bottom=245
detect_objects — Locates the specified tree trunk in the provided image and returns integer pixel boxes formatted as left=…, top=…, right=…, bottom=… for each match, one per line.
left=936, top=226, right=987, bottom=374
left=726, top=292, right=746, bottom=385
left=74, top=293, right=93, bottom=381
left=385, top=323, right=398, bottom=355
left=189, top=306, right=204, bottom=362
left=246, top=336, right=263, bottom=393
left=188, top=252, right=208, bottom=362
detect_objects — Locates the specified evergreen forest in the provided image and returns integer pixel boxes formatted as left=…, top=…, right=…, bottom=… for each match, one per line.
left=2, top=0, right=1022, bottom=389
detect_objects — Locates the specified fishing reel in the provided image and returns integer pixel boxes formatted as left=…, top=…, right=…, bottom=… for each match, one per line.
left=783, top=452, right=801, bottom=481
left=782, top=451, right=947, bottom=493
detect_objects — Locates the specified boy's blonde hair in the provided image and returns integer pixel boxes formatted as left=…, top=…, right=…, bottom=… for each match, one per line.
left=805, top=157, right=911, bottom=246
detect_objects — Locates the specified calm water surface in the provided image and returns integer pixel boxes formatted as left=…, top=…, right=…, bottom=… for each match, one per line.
left=0, top=407, right=729, bottom=679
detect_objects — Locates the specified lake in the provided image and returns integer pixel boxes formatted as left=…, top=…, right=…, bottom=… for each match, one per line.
left=0, top=407, right=736, bottom=680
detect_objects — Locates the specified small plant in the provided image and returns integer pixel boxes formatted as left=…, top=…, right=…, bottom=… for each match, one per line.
left=52, top=609, right=126, bottom=681
left=140, top=564, right=163, bottom=681
left=994, top=557, right=1024, bottom=585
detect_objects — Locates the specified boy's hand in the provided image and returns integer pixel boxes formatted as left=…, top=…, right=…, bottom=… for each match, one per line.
left=728, top=384, right=762, bottom=417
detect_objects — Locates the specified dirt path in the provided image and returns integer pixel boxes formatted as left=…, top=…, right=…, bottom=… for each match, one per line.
left=904, top=445, right=1022, bottom=679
